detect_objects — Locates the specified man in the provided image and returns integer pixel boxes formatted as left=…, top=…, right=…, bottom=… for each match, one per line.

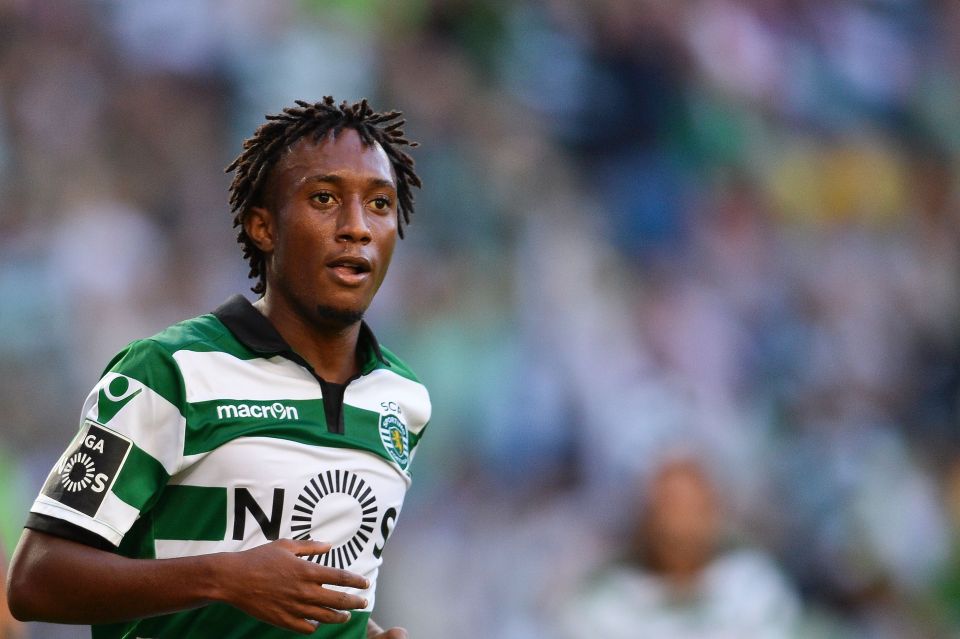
left=558, top=455, right=800, bottom=638
left=6, top=97, right=429, bottom=638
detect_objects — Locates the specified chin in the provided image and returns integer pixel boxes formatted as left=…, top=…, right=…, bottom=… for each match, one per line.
left=314, top=304, right=365, bottom=327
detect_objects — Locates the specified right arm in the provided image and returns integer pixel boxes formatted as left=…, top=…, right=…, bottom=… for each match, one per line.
left=6, top=529, right=369, bottom=635
left=0, top=549, right=24, bottom=639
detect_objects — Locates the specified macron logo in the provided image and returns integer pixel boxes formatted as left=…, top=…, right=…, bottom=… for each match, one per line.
left=216, top=402, right=299, bottom=421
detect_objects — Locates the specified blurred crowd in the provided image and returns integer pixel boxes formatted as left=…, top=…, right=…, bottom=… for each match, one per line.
left=1, top=0, right=959, bottom=637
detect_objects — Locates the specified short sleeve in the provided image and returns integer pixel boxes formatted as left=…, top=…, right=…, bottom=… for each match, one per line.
left=26, top=339, right=186, bottom=548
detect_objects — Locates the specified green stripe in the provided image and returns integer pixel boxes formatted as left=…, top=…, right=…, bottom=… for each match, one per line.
left=184, top=400, right=406, bottom=467
left=103, top=315, right=267, bottom=414
left=152, top=485, right=227, bottom=541
left=149, top=313, right=260, bottom=361
left=94, top=605, right=370, bottom=639
left=185, top=399, right=326, bottom=454
left=111, top=445, right=170, bottom=512
left=378, top=345, right=423, bottom=383
left=104, top=340, right=185, bottom=415
left=409, top=423, right=427, bottom=448
left=117, top=511, right=157, bottom=560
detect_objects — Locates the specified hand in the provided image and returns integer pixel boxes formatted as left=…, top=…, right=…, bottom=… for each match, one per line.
left=218, top=539, right=369, bottom=635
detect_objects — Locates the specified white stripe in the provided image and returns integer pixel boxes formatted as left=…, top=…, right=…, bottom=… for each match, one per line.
left=171, top=451, right=210, bottom=480
left=170, top=437, right=410, bottom=488
left=154, top=538, right=263, bottom=558
left=344, top=369, right=431, bottom=435
left=100, top=490, right=141, bottom=538
left=90, top=374, right=184, bottom=476
left=31, top=493, right=139, bottom=547
left=173, top=350, right=321, bottom=402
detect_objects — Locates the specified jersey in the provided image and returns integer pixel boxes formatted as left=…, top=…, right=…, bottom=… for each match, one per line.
left=24, top=294, right=431, bottom=639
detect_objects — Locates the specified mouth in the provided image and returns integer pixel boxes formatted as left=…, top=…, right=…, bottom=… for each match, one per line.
left=326, top=255, right=372, bottom=286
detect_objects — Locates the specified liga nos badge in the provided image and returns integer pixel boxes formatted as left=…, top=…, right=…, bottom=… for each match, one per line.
left=42, top=420, right=132, bottom=517
left=378, top=401, right=409, bottom=470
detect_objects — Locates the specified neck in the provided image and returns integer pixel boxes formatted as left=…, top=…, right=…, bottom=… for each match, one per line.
left=254, top=294, right=361, bottom=384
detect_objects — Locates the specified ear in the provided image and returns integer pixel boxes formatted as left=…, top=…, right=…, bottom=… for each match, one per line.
left=244, top=206, right=276, bottom=253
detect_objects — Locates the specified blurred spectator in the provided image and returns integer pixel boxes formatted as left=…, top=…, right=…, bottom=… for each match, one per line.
left=558, top=454, right=800, bottom=638
left=776, top=398, right=952, bottom=638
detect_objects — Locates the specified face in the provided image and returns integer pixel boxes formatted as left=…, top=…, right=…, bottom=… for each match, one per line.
left=640, top=459, right=719, bottom=578
left=245, top=128, right=398, bottom=328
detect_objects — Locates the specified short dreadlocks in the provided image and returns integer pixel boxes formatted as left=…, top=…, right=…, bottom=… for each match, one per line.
left=226, top=97, right=421, bottom=295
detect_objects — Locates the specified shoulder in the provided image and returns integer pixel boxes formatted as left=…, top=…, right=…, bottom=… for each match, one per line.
left=377, top=345, right=426, bottom=387
left=580, top=563, right=661, bottom=601
left=706, top=547, right=791, bottom=587
left=364, top=344, right=431, bottom=436
left=703, top=548, right=801, bottom=621
left=100, top=313, right=240, bottom=405
left=558, top=563, right=665, bottom=638
left=142, top=312, right=239, bottom=356
left=107, top=313, right=246, bottom=370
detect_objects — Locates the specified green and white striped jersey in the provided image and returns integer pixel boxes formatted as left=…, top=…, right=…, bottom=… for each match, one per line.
left=26, top=295, right=431, bottom=639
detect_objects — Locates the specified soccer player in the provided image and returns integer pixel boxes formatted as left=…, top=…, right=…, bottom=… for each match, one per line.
left=6, top=97, right=429, bottom=639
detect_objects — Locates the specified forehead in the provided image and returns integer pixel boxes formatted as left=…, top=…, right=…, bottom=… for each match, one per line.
left=271, top=128, right=395, bottom=194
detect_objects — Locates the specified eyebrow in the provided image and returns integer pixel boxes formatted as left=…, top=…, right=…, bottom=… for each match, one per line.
left=301, top=174, right=396, bottom=189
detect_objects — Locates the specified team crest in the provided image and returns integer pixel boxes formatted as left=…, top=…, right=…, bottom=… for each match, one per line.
left=379, top=411, right=409, bottom=470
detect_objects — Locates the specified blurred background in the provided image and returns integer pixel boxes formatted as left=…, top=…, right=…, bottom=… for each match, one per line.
left=0, top=0, right=959, bottom=637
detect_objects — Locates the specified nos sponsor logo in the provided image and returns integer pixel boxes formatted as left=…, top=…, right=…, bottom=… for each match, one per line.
left=233, top=471, right=398, bottom=570
left=215, top=402, right=299, bottom=420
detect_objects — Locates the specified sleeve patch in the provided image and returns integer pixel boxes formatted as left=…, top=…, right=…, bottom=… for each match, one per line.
left=40, top=421, right=133, bottom=517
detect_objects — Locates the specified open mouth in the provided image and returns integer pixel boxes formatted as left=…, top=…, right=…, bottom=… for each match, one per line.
left=327, top=256, right=372, bottom=283
left=327, top=256, right=370, bottom=273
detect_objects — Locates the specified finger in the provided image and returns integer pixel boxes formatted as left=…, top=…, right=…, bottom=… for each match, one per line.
left=288, top=581, right=368, bottom=611
left=292, top=585, right=367, bottom=612
left=314, top=588, right=368, bottom=612
left=278, top=614, right=322, bottom=635
left=380, top=628, right=409, bottom=639
left=298, top=605, right=353, bottom=625
left=288, top=539, right=334, bottom=557
left=311, top=566, right=370, bottom=591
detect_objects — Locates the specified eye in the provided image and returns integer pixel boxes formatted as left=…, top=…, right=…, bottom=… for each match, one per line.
left=311, top=192, right=333, bottom=205
left=372, top=197, right=391, bottom=210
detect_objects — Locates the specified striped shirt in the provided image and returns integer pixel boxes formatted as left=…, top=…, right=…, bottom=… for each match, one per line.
left=26, top=294, right=431, bottom=638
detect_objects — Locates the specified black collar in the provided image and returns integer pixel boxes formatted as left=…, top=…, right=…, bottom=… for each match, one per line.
left=212, top=294, right=387, bottom=368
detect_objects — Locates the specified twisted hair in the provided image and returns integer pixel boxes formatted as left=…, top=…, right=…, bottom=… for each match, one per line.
left=225, top=97, right=421, bottom=294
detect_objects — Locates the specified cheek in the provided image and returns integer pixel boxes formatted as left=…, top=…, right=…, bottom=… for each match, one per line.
left=275, top=222, right=329, bottom=279
left=381, top=234, right=397, bottom=263
left=375, top=231, right=398, bottom=281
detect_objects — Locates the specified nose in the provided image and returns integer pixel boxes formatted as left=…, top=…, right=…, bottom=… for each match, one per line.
left=336, top=197, right=371, bottom=244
